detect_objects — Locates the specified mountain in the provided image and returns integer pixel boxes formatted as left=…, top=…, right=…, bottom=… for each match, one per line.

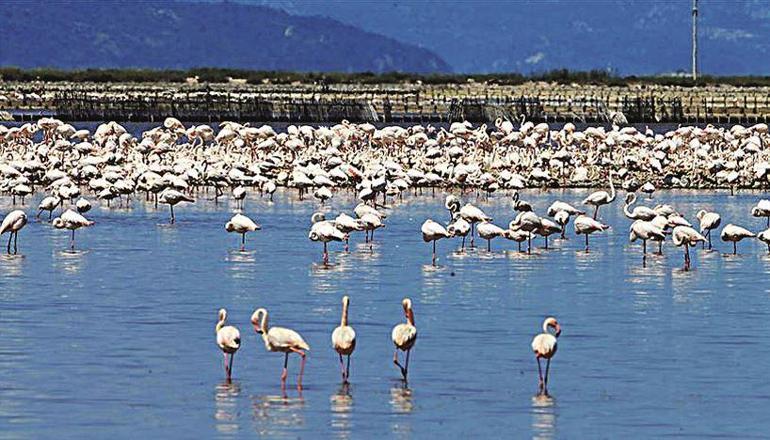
left=0, top=0, right=450, bottom=73
left=256, top=0, right=770, bottom=75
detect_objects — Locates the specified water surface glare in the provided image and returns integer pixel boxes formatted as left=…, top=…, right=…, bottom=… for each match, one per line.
left=1, top=189, right=770, bottom=438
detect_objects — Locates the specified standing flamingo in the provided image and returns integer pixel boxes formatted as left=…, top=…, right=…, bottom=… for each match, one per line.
left=215, top=309, right=241, bottom=382
left=392, top=298, right=417, bottom=381
left=224, top=213, right=261, bottom=251
left=421, top=219, right=451, bottom=264
left=671, top=226, right=706, bottom=270
left=0, top=210, right=27, bottom=254
left=720, top=224, right=754, bottom=255
left=52, top=209, right=94, bottom=251
left=531, top=317, right=561, bottom=396
left=459, top=203, right=491, bottom=248
left=582, top=172, right=616, bottom=219
left=696, top=210, right=721, bottom=250
left=573, top=215, right=609, bottom=252
left=251, top=308, right=310, bottom=391
left=331, top=296, right=356, bottom=383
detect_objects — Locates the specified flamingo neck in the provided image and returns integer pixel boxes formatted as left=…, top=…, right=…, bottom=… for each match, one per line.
left=406, top=308, right=415, bottom=326
left=608, top=175, right=615, bottom=201
left=341, top=300, right=349, bottom=327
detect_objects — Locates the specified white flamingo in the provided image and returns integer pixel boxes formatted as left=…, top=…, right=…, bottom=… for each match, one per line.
left=573, top=215, right=608, bottom=252
left=696, top=210, right=721, bottom=250
left=251, top=308, right=310, bottom=391
left=582, top=172, right=616, bottom=219
left=52, top=209, right=94, bottom=251
left=392, top=298, right=417, bottom=382
left=331, top=296, right=356, bottom=383
left=671, top=226, right=706, bottom=270
left=720, top=224, right=754, bottom=255
left=421, top=219, right=451, bottom=264
left=531, top=317, right=561, bottom=396
left=0, top=210, right=27, bottom=254
left=215, top=308, right=241, bottom=382
left=225, top=213, right=261, bottom=251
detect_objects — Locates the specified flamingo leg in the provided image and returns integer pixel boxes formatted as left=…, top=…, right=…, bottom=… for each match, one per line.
left=228, top=352, right=235, bottom=381
left=346, top=354, right=351, bottom=382
left=584, top=233, right=589, bottom=252
left=345, top=237, right=349, bottom=252
left=733, top=241, right=737, bottom=255
left=536, top=357, right=544, bottom=393
left=281, top=352, right=289, bottom=389
left=487, top=238, right=491, bottom=252
left=323, top=242, right=329, bottom=265
left=593, top=205, right=598, bottom=220
left=544, top=358, right=551, bottom=395
left=289, top=347, right=307, bottom=390
left=470, top=223, right=475, bottom=248
left=70, top=229, right=75, bottom=251
left=6, top=233, right=11, bottom=254
left=339, top=353, right=347, bottom=383
left=544, top=235, right=548, bottom=250
left=461, top=236, right=465, bottom=251
left=528, top=234, right=532, bottom=254
left=170, top=204, right=175, bottom=224
left=403, top=349, right=411, bottom=381
left=393, top=349, right=407, bottom=380
left=432, top=240, right=437, bottom=265
left=241, top=233, right=246, bottom=251
left=13, top=231, right=18, bottom=254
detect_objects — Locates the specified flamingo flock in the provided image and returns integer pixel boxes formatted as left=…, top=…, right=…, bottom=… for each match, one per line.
left=4, top=117, right=770, bottom=398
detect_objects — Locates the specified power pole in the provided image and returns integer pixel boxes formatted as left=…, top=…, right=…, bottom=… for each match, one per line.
left=692, top=0, right=698, bottom=80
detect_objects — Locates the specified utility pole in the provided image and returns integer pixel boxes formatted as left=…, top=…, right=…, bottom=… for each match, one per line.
left=692, top=0, right=698, bottom=80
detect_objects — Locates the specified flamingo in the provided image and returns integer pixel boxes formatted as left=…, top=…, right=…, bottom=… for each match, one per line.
left=421, top=219, right=451, bottom=264
left=444, top=194, right=461, bottom=221
left=623, top=193, right=656, bottom=221
left=251, top=308, right=310, bottom=391
left=512, top=190, right=532, bottom=212
left=751, top=200, right=770, bottom=227
left=553, top=210, right=571, bottom=239
left=629, top=220, right=665, bottom=263
left=671, top=226, right=706, bottom=270
left=640, top=181, right=656, bottom=199
left=582, top=172, right=616, bottom=219
left=758, top=228, right=770, bottom=253
left=509, top=211, right=542, bottom=253
left=334, top=213, right=365, bottom=252
left=158, top=189, right=194, bottom=224
left=75, top=197, right=92, bottom=214
left=503, top=228, right=532, bottom=252
left=215, top=308, right=241, bottom=382
left=531, top=317, right=561, bottom=396
left=37, top=195, right=62, bottom=220
left=447, top=213, right=471, bottom=251
left=459, top=203, right=491, bottom=247
left=225, top=213, right=261, bottom=251
left=392, top=298, right=417, bottom=382
left=309, top=217, right=347, bottom=265
left=477, top=221, right=506, bottom=252
left=546, top=201, right=583, bottom=217
left=573, top=215, right=608, bottom=252
left=331, top=296, right=356, bottom=383
left=720, top=224, right=754, bottom=255
left=0, top=210, right=27, bottom=254
left=536, top=218, right=562, bottom=250
left=52, top=209, right=94, bottom=251
left=696, top=210, right=721, bottom=250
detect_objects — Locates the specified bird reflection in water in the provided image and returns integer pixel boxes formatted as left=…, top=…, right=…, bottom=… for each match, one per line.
left=54, top=249, right=87, bottom=274
left=214, top=381, right=241, bottom=435
left=251, top=393, right=305, bottom=436
left=390, top=384, right=414, bottom=437
left=330, top=383, right=353, bottom=439
left=531, top=394, right=557, bottom=440
left=0, top=253, right=25, bottom=277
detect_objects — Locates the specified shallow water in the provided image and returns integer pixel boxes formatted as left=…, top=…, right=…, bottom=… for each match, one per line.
left=1, top=188, right=770, bottom=438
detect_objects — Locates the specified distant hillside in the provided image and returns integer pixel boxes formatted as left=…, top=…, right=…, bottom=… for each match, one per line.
left=258, top=0, right=770, bottom=75
left=0, top=0, right=450, bottom=73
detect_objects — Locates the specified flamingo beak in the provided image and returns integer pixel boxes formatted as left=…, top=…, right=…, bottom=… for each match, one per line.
left=554, top=323, right=562, bottom=337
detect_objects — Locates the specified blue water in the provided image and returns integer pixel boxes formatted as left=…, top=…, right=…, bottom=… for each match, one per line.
left=1, top=188, right=770, bottom=438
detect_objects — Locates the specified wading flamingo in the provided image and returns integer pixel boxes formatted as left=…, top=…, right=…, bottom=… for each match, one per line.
left=215, top=308, right=241, bottom=382
left=392, top=298, right=417, bottom=381
left=531, top=317, right=561, bottom=396
left=331, top=296, right=356, bottom=383
left=251, top=308, right=310, bottom=391
left=0, top=210, right=27, bottom=254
